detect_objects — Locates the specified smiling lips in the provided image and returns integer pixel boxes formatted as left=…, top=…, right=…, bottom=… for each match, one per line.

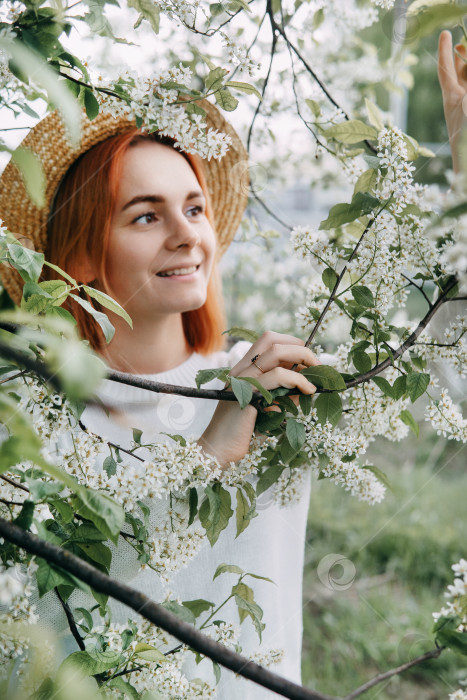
left=157, top=264, right=201, bottom=277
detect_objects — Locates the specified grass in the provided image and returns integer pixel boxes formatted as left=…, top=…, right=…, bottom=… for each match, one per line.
left=301, top=429, right=467, bottom=699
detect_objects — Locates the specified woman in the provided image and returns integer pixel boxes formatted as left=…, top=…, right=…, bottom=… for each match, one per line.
left=0, top=30, right=463, bottom=698
left=0, top=101, right=319, bottom=696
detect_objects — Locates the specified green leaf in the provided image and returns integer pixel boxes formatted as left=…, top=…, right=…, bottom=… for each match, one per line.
left=103, top=455, right=117, bottom=477
left=59, top=649, right=122, bottom=676
left=362, top=464, right=392, bottom=492
left=232, top=582, right=265, bottom=641
left=195, top=367, right=230, bottom=388
left=182, top=599, right=214, bottom=618
left=70, top=294, right=115, bottom=343
left=74, top=607, right=94, bottom=632
left=4, top=40, right=79, bottom=138
left=322, top=267, right=338, bottom=291
left=406, top=2, right=467, bottom=43
left=205, top=66, right=228, bottom=92
left=7, top=243, right=44, bottom=284
left=11, top=147, right=46, bottom=208
left=128, top=0, right=160, bottom=32
left=365, top=98, right=384, bottom=131
left=300, top=365, right=346, bottom=391
left=399, top=409, right=419, bottom=437
left=435, top=625, right=467, bottom=656
left=134, top=642, right=168, bottom=663
left=351, top=285, right=375, bottom=308
left=324, top=119, right=378, bottom=144
left=132, top=428, right=143, bottom=445
left=299, top=393, right=313, bottom=415
left=306, top=98, right=321, bottom=117
left=392, top=375, right=407, bottom=400
left=236, top=488, right=251, bottom=538
left=213, top=563, right=244, bottom=579
left=285, top=418, right=306, bottom=451
left=372, top=376, right=396, bottom=399
left=199, top=483, right=233, bottom=546
left=214, top=87, right=239, bottom=112
left=319, top=192, right=380, bottom=230
left=256, top=465, right=285, bottom=496
left=188, top=487, right=198, bottom=526
left=83, top=286, right=132, bottom=328
left=315, top=392, right=342, bottom=427
left=107, top=678, right=139, bottom=700
left=71, top=489, right=125, bottom=545
left=353, top=167, right=378, bottom=196
left=230, top=376, right=253, bottom=408
left=237, top=376, right=272, bottom=404
left=224, top=80, right=262, bottom=100
left=223, top=326, right=259, bottom=342
left=43, top=260, right=77, bottom=286
left=160, top=600, right=196, bottom=624
left=83, top=87, right=99, bottom=120
left=13, top=500, right=35, bottom=530
left=406, top=372, right=430, bottom=402
left=36, top=558, right=91, bottom=598
left=352, top=350, right=372, bottom=374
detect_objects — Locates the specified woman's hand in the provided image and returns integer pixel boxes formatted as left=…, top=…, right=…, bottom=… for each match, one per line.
left=198, top=331, right=320, bottom=467
left=438, top=30, right=467, bottom=172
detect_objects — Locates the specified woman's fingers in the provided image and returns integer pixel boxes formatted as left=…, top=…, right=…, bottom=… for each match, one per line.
left=254, top=366, right=316, bottom=395
left=438, top=30, right=458, bottom=94
left=249, top=343, right=320, bottom=374
left=454, top=44, right=467, bottom=90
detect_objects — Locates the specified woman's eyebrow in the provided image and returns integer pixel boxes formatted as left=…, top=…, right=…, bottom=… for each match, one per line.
left=122, top=190, right=205, bottom=211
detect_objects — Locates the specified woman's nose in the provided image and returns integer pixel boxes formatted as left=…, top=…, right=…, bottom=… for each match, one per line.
left=167, top=213, right=200, bottom=249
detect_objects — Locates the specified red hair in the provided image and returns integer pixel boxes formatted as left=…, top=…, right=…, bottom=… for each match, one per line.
left=43, top=129, right=226, bottom=355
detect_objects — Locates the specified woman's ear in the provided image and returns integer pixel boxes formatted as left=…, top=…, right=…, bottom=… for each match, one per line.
left=76, top=255, right=98, bottom=285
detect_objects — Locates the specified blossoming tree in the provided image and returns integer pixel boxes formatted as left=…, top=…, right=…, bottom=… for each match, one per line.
left=0, top=0, right=466, bottom=698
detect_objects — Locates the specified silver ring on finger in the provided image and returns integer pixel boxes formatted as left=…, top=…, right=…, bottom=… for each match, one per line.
left=251, top=354, right=266, bottom=373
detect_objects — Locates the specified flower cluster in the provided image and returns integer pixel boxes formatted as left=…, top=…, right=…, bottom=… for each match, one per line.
left=98, top=65, right=232, bottom=161
left=433, top=558, right=467, bottom=630
left=0, top=560, right=40, bottom=685
left=298, top=409, right=386, bottom=504
left=220, top=31, right=261, bottom=76
left=425, top=389, right=467, bottom=443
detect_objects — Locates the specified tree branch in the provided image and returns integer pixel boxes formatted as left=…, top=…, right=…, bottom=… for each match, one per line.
left=0, top=516, right=336, bottom=700
left=54, top=587, right=86, bottom=651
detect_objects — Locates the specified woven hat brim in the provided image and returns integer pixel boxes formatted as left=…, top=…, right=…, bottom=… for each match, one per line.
left=0, top=100, right=249, bottom=306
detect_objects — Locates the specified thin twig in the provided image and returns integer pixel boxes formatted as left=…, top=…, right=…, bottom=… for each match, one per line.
left=345, top=279, right=458, bottom=389
left=247, top=7, right=278, bottom=153
left=0, top=474, right=29, bottom=492
left=55, top=587, right=86, bottom=651
left=343, top=646, right=444, bottom=700
left=0, top=497, right=25, bottom=506
left=305, top=202, right=390, bottom=349
left=400, top=273, right=432, bottom=308
left=0, top=516, right=336, bottom=700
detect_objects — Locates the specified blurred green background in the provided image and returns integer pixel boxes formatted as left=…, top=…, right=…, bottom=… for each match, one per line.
left=302, top=426, right=466, bottom=699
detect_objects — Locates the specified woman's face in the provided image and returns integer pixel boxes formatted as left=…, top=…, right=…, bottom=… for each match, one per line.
left=102, top=140, right=217, bottom=323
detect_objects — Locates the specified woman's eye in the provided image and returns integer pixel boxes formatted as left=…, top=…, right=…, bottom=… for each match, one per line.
left=186, top=205, right=203, bottom=217
left=133, top=212, right=156, bottom=225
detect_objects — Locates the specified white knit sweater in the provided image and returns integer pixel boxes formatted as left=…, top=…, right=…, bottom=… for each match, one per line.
left=34, top=341, right=312, bottom=698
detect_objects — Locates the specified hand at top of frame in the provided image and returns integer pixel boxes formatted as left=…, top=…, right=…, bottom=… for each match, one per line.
left=438, top=30, right=467, bottom=173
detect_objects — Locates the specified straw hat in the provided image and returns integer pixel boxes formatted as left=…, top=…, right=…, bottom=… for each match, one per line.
left=0, top=99, right=249, bottom=306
